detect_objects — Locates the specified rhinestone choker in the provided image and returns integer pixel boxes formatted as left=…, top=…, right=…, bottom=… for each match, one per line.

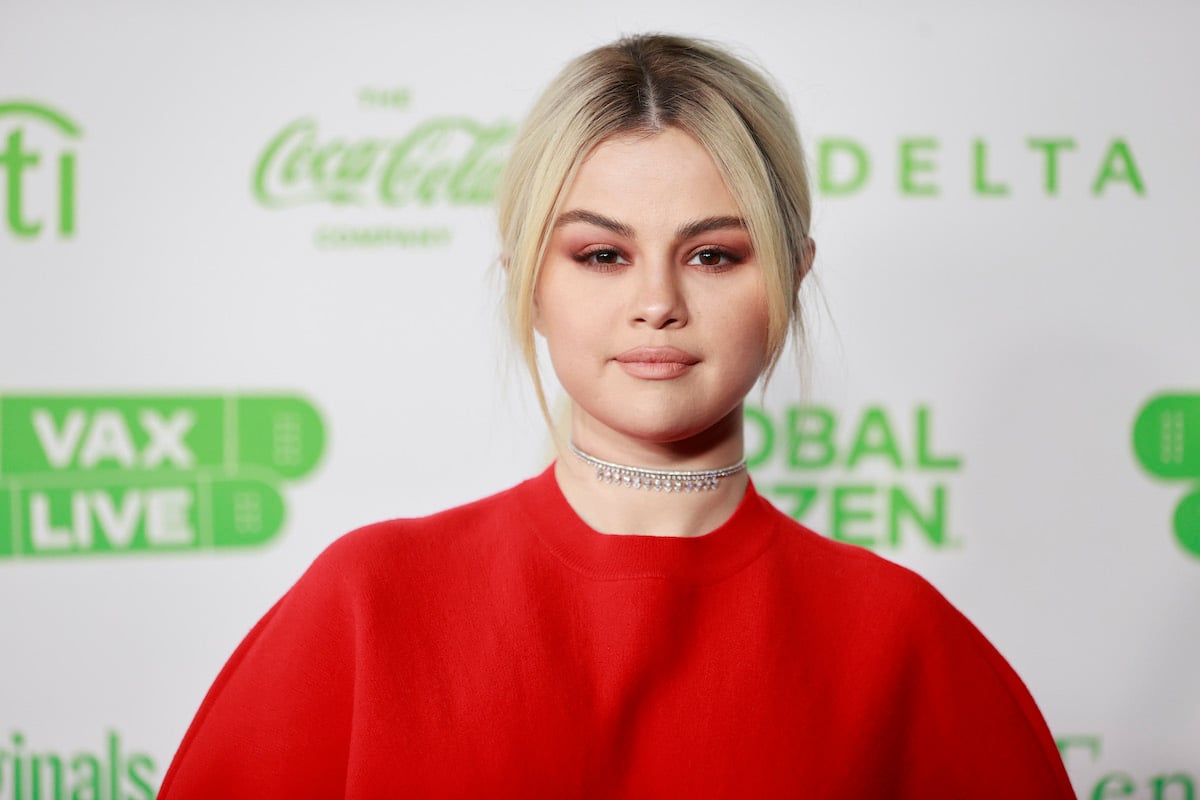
left=568, top=441, right=746, bottom=493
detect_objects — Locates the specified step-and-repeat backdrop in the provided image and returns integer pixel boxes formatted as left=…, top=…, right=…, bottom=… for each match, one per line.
left=3, top=1, right=1196, bottom=796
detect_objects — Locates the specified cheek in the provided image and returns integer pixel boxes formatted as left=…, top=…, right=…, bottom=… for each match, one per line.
left=535, top=294, right=595, bottom=370
left=533, top=261, right=570, bottom=330
left=531, top=293, right=544, bottom=335
left=724, top=297, right=769, bottom=334
left=715, top=288, right=771, bottom=359
left=536, top=263, right=616, bottom=341
left=532, top=268, right=569, bottom=337
left=536, top=293, right=578, bottom=343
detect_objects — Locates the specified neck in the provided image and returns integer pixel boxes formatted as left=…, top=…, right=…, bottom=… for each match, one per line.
left=553, top=407, right=749, bottom=538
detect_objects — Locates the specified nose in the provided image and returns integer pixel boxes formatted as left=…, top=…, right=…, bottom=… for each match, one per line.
left=632, top=260, right=688, bottom=329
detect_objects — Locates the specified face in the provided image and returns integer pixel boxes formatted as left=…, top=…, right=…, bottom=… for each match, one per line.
left=534, top=127, right=771, bottom=452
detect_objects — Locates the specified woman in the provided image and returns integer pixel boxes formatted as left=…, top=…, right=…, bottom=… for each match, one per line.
left=160, top=35, right=1074, bottom=798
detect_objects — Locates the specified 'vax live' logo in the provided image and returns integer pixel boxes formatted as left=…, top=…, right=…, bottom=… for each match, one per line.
left=0, top=101, right=80, bottom=240
left=745, top=404, right=963, bottom=549
left=1133, top=394, right=1200, bottom=558
left=0, top=394, right=325, bottom=558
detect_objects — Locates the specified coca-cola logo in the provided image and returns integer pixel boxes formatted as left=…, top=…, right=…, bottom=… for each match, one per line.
left=249, top=90, right=515, bottom=250
left=253, top=117, right=514, bottom=208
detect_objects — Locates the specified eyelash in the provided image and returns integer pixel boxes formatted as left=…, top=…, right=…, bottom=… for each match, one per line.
left=574, top=247, right=629, bottom=272
left=573, top=246, right=743, bottom=272
left=687, top=248, right=742, bottom=270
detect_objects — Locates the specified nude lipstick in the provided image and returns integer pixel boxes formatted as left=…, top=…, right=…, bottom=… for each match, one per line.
left=613, top=346, right=700, bottom=380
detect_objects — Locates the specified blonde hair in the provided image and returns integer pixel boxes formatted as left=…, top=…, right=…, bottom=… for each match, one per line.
left=497, top=33, right=813, bottom=426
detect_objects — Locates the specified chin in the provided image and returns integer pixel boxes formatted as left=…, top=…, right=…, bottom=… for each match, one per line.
left=593, top=404, right=740, bottom=447
left=621, top=423, right=711, bottom=446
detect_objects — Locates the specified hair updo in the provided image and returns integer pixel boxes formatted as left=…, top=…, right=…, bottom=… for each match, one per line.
left=496, top=33, right=814, bottom=421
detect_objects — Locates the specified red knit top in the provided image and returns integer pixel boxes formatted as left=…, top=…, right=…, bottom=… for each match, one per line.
left=160, top=467, right=1074, bottom=798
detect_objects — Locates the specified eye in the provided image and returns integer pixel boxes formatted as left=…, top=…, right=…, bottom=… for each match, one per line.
left=574, top=247, right=630, bottom=271
left=686, top=248, right=740, bottom=270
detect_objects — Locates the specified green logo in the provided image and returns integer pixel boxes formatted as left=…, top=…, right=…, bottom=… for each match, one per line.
left=251, top=87, right=515, bottom=250
left=745, top=404, right=963, bottom=549
left=0, top=729, right=156, bottom=800
left=0, top=394, right=325, bottom=558
left=1133, top=394, right=1200, bottom=558
left=816, top=136, right=1145, bottom=198
left=0, top=101, right=80, bottom=239
left=1057, top=735, right=1196, bottom=799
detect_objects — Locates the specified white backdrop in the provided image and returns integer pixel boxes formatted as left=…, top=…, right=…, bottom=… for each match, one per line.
left=2, top=1, right=1197, bottom=796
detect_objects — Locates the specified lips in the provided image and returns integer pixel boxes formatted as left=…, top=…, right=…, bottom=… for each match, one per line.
left=614, top=346, right=699, bottom=380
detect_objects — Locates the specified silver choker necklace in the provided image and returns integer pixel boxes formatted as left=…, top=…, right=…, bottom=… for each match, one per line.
left=568, top=441, right=746, bottom=493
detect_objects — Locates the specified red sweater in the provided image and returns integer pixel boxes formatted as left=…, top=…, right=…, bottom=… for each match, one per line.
left=160, top=467, right=1074, bottom=798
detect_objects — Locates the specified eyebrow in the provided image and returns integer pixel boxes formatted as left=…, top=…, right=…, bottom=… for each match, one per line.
left=554, top=209, right=747, bottom=241
left=677, top=215, right=747, bottom=240
left=554, top=209, right=635, bottom=238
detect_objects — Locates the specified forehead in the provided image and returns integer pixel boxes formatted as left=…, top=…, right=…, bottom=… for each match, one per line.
left=560, top=127, right=743, bottom=228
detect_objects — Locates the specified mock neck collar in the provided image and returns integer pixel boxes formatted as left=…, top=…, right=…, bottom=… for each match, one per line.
left=514, top=464, right=781, bottom=584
